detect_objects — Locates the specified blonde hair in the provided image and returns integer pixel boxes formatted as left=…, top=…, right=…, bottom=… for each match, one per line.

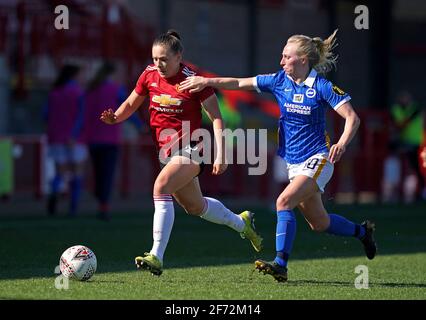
left=287, top=29, right=338, bottom=74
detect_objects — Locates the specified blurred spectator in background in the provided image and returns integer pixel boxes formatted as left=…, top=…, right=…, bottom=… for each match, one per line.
left=44, top=64, right=87, bottom=216
left=389, top=90, right=424, bottom=203
left=381, top=141, right=402, bottom=203
left=419, top=117, right=426, bottom=188
left=84, top=61, right=142, bottom=221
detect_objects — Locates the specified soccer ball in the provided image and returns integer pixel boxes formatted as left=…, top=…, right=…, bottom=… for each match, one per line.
left=59, top=245, right=97, bottom=281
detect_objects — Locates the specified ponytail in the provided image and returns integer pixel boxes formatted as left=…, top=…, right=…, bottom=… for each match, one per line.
left=288, top=29, right=339, bottom=74
left=312, top=29, right=338, bottom=73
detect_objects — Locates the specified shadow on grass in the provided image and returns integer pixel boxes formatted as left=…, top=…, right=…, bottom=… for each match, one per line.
left=0, top=203, right=426, bottom=281
left=286, top=280, right=426, bottom=289
left=86, top=280, right=126, bottom=284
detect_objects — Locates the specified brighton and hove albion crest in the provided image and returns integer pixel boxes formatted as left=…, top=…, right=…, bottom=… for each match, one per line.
left=306, top=88, right=316, bottom=98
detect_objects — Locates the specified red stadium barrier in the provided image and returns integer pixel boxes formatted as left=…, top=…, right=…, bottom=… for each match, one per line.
left=1, top=109, right=394, bottom=204
left=3, top=1, right=155, bottom=97
left=3, top=135, right=46, bottom=199
left=0, top=110, right=396, bottom=205
left=326, top=109, right=392, bottom=202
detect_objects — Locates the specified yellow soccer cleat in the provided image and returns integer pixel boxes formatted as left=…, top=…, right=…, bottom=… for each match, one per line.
left=135, top=252, right=163, bottom=276
left=239, top=211, right=263, bottom=252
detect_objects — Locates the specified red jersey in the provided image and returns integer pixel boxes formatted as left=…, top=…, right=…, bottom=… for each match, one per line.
left=134, top=63, right=214, bottom=155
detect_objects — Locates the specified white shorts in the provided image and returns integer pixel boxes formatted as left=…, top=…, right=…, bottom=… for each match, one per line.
left=48, top=144, right=88, bottom=165
left=287, top=152, right=334, bottom=193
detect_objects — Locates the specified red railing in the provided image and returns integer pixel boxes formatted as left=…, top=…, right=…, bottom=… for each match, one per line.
left=0, top=109, right=395, bottom=202
left=2, top=1, right=155, bottom=98
left=327, top=109, right=392, bottom=201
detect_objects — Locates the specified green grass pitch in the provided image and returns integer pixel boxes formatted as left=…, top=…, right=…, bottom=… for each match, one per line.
left=0, top=202, right=425, bottom=300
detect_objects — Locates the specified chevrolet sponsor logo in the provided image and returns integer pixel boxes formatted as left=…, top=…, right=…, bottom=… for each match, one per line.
left=152, top=94, right=182, bottom=107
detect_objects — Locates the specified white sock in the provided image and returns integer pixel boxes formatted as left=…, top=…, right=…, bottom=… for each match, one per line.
left=150, top=194, right=175, bottom=264
left=200, top=197, right=245, bottom=232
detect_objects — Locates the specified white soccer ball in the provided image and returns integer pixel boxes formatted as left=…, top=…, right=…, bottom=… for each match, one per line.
left=59, top=245, right=97, bottom=281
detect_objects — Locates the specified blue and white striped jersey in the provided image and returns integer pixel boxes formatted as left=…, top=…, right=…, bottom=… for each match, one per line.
left=254, top=69, right=351, bottom=164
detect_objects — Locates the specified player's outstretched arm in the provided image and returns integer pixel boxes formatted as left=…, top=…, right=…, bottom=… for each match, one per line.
left=202, top=94, right=228, bottom=175
left=329, top=102, right=360, bottom=164
left=179, top=76, right=255, bottom=93
left=100, top=90, right=146, bottom=124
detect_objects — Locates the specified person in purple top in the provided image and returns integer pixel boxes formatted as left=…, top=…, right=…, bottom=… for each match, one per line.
left=84, top=62, right=142, bottom=220
left=45, top=64, right=87, bottom=216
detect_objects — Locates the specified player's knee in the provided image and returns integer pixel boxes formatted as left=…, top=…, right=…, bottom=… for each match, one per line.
left=276, top=194, right=293, bottom=210
left=309, top=220, right=329, bottom=233
left=183, top=204, right=204, bottom=217
left=153, top=176, right=172, bottom=194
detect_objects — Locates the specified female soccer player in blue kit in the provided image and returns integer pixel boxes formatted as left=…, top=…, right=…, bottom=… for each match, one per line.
left=179, top=30, right=377, bottom=282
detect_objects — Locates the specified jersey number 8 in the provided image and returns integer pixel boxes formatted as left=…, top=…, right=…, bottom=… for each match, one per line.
left=305, top=158, right=319, bottom=170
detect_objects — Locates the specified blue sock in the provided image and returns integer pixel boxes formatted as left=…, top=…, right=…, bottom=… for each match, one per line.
left=326, top=214, right=366, bottom=239
left=50, top=174, right=62, bottom=194
left=274, top=210, right=296, bottom=268
left=70, top=176, right=82, bottom=215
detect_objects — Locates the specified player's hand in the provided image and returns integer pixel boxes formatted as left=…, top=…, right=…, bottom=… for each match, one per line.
left=100, top=108, right=118, bottom=124
left=179, top=76, right=208, bottom=93
left=329, top=143, right=346, bottom=164
left=212, top=161, right=228, bottom=175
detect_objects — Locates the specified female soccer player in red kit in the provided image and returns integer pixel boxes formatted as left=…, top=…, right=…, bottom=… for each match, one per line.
left=100, top=30, right=262, bottom=275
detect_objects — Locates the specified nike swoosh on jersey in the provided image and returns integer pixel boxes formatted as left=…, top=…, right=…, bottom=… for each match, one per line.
left=276, top=233, right=287, bottom=236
